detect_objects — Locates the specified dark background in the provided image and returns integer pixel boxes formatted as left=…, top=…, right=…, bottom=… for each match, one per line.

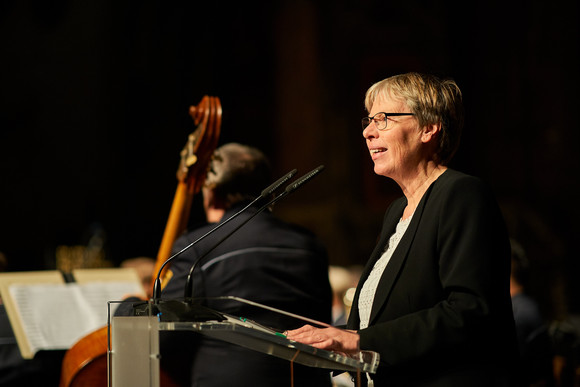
left=1, top=1, right=578, bottom=321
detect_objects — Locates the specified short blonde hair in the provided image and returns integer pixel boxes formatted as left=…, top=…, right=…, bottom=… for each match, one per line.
left=364, top=72, right=464, bottom=165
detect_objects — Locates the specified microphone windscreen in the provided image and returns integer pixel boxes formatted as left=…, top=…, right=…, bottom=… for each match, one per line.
left=285, top=165, right=325, bottom=194
left=261, top=169, right=298, bottom=197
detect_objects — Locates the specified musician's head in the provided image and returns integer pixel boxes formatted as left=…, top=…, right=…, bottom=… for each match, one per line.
left=202, top=143, right=271, bottom=220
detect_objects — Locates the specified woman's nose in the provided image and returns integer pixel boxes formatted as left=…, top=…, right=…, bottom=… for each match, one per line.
left=362, top=122, right=376, bottom=139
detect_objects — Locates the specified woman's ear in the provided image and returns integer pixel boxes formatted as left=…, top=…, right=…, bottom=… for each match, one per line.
left=421, top=123, right=441, bottom=143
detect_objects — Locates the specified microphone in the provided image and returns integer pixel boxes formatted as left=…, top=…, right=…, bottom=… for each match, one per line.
left=284, top=164, right=325, bottom=194
left=151, top=168, right=298, bottom=301
left=183, top=165, right=325, bottom=300
left=261, top=168, right=299, bottom=197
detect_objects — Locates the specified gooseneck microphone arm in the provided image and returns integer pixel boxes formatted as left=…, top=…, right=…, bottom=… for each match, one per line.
left=151, top=168, right=298, bottom=301
left=183, top=165, right=325, bottom=300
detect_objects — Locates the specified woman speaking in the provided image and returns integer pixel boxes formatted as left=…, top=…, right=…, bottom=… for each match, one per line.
left=287, top=72, right=518, bottom=386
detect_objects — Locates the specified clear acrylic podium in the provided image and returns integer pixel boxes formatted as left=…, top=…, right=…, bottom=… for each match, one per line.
left=108, top=297, right=379, bottom=386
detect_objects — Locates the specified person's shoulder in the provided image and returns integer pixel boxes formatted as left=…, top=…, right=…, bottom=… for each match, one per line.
left=430, top=169, right=506, bottom=228
left=428, top=169, right=502, bottom=216
left=438, top=168, right=483, bottom=185
left=435, top=168, right=492, bottom=195
left=171, top=221, right=212, bottom=248
left=263, top=213, right=328, bottom=250
left=268, top=214, right=318, bottom=238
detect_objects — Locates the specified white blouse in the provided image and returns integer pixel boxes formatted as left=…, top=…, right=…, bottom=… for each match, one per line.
left=358, top=214, right=413, bottom=329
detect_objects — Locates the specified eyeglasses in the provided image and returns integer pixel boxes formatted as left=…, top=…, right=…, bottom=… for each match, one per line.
left=361, top=112, right=415, bottom=131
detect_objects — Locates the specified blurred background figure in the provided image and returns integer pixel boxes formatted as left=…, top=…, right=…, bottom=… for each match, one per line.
left=158, top=142, right=333, bottom=387
left=510, top=239, right=555, bottom=386
left=328, top=265, right=367, bottom=387
left=328, top=265, right=363, bottom=328
left=550, top=316, right=580, bottom=387
left=328, top=265, right=354, bottom=326
left=120, top=256, right=155, bottom=296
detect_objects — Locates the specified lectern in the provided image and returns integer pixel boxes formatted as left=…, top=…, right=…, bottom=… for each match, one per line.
left=108, top=297, right=379, bottom=386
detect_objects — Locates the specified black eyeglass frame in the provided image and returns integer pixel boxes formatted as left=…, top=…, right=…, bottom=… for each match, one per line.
left=361, top=112, right=415, bottom=131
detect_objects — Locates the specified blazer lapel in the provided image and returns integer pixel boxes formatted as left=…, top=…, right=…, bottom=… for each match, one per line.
left=346, top=200, right=402, bottom=329
left=368, top=184, right=434, bottom=325
left=347, top=199, right=405, bottom=329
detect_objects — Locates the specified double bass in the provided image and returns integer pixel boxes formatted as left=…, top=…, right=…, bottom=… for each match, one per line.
left=59, top=96, right=222, bottom=387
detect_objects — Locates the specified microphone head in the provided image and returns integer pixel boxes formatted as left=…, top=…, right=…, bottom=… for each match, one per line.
left=285, top=165, right=325, bottom=193
left=261, top=169, right=298, bottom=198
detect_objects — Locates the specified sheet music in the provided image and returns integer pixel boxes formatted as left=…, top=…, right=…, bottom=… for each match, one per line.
left=8, top=281, right=142, bottom=354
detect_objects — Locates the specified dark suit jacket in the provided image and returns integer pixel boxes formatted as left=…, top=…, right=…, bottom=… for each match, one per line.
left=347, top=169, right=519, bottom=386
left=160, top=203, right=333, bottom=387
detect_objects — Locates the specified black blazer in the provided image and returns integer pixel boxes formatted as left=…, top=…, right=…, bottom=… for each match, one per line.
left=347, top=169, right=519, bottom=386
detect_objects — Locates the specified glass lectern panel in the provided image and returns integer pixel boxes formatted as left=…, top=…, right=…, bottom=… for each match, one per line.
left=107, top=298, right=379, bottom=387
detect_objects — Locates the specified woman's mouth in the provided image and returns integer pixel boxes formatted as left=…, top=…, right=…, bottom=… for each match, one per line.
left=370, top=148, right=387, bottom=157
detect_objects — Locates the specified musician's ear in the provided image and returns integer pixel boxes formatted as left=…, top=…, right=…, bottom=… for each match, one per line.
left=202, top=187, right=226, bottom=222
left=202, top=186, right=215, bottom=209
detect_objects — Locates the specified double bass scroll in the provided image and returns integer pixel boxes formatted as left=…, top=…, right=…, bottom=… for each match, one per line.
left=152, top=96, right=222, bottom=294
